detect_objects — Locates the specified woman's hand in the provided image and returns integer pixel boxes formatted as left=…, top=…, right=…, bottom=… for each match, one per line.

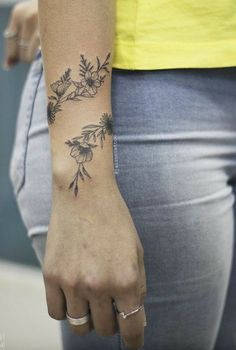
left=2, top=0, right=39, bottom=70
left=42, top=181, right=147, bottom=350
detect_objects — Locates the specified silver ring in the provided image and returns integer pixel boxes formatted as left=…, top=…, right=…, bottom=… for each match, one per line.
left=113, top=301, right=144, bottom=319
left=66, top=311, right=90, bottom=326
left=18, top=39, right=29, bottom=48
left=3, top=29, right=18, bottom=39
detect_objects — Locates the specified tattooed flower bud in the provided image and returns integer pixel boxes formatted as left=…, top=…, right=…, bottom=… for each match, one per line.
left=47, top=101, right=56, bottom=124
left=50, top=80, right=71, bottom=98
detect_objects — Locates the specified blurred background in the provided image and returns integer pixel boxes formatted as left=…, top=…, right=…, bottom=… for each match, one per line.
left=0, top=1, right=61, bottom=349
left=0, top=1, right=236, bottom=350
left=0, top=0, right=37, bottom=267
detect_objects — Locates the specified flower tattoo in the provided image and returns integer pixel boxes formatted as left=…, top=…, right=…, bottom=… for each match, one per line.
left=47, top=53, right=111, bottom=124
left=65, top=113, right=113, bottom=196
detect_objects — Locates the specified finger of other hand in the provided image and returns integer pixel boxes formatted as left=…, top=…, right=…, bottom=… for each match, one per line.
left=3, top=6, right=22, bottom=68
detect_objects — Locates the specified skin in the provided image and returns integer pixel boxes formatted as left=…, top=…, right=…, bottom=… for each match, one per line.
left=6, top=1, right=148, bottom=349
left=2, top=0, right=39, bottom=69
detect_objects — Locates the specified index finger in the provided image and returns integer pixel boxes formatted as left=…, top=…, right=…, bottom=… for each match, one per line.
left=3, top=8, right=21, bottom=67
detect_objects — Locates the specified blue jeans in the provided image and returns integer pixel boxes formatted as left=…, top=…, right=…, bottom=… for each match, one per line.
left=9, top=49, right=236, bottom=349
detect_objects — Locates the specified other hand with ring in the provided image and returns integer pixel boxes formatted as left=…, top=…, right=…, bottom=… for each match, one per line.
left=2, top=0, right=40, bottom=70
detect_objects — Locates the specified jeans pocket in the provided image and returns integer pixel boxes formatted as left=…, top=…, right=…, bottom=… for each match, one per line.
left=9, top=50, right=43, bottom=197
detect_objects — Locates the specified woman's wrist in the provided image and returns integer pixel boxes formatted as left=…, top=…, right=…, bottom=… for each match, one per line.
left=52, top=159, right=118, bottom=199
left=50, top=172, right=123, bottom=224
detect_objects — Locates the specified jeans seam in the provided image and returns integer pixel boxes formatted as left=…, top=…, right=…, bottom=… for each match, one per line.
left=16, top=63, right=44, bottom=196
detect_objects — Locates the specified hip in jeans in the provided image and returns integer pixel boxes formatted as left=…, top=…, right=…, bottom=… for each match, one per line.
left=9, top=50, right=236, bottom=349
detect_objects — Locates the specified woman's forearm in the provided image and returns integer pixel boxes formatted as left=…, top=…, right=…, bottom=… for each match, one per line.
left=38, top=0, right=115, bottom=197
left=38, top=4, right=146, bottom=346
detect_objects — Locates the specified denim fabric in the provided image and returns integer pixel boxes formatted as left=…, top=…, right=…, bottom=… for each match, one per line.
left=9, top=49, right=51, bottom=236
left=9, top=48, right=236, bottom=349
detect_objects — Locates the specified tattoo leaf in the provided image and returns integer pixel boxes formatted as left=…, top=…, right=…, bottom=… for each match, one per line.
left=79, top=169, right=84, bottom=181
left=96, top=56, right=101, bottom=71
left=75, top=184, right=78, bottom=196
left=97, top=52, right=111, bottom=73
left=69, top=181, right=74, bottom=190
left=82, top=164, right=92, bottom=179
left=61, top=68, right=71, bottom=82
left=79, top=54, right=94, bottom=78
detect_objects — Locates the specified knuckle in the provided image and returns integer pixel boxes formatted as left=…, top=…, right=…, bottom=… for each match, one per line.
left=42, top=267, right=51, bottom=281
left=117, top=273, right=139, bottom=293
left=82, top=276, right=105, bottom=295
left=25, top=12, right=37, bottom=25
left=42, top=266, right=61, bottom=284
left=63, top=276, right=81, bottom=291
left=139, top=246, right=144, bottom=259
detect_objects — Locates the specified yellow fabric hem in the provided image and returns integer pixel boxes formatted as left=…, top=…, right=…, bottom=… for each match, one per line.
left=112, top=39, right=236, bottom=70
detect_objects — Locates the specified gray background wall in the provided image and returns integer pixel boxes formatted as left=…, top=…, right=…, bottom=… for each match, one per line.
left=0, top=3, right=38, bottom=266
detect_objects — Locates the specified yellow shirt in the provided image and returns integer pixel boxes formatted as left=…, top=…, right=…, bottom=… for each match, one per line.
left=112, top=0, right=236, bottom=70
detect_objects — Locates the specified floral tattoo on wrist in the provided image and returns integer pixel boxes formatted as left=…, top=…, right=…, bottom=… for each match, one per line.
left=65, top=113, right=113, bottom=196
left=47, top=52, right=111, bottom=124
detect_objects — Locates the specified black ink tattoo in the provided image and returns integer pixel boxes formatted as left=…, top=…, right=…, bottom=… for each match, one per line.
left=47, top=53, right=111, bottom=124
left=65, top=113, right=113, bottom=196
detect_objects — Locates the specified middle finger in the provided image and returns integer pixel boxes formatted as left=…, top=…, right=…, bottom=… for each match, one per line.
left=89, top=296, right=119, bottom=337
